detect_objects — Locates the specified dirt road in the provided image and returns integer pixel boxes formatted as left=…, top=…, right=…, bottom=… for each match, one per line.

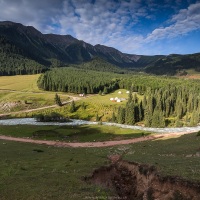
left=0, top=96, right=80, bottom=117
left=0, top=131, right=195, bottom=148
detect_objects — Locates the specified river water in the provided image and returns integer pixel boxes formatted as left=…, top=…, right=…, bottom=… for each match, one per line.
left=0, top=118, right=200, bottom=134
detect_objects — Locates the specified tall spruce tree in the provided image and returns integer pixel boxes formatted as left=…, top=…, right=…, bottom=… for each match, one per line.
left=69, top=100, right=76, bottom=113
left=125, top=102, right=135, bottom=125
left=54, top=93, right=62, bottom=106
left=117, top=106, right=125, bottom=124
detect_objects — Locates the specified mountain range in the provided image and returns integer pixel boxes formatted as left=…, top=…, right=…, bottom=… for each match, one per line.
left=0, top=21, right=200, bottom=75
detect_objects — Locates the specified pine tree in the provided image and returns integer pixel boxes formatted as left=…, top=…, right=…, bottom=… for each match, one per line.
left=144, top=111, right=151, bottom=127
left=143, top=95, right=147, bottom=108
left=125, top=102, right=135, bottom=125
left=134, top=104, right=140, bottom=123
left=133, top=93, right=138, bottom=104
left=103, top=87, right=108, bottom=94
left=54, top=93, right=62, bottom=106
left=111, top=112, right=116, bottom=123
left=190, top=110, right=199, bottom=126
left=69, top=101, right=76, bottom=113
left=151, top=108, right=165, bottom=128
left=151, top=110, right=160, bottom=127
left=117, top=106, right=125, bottom=124
left=139, top=101, right=143, bottom=121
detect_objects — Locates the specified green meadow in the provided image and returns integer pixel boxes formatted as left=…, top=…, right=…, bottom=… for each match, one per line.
left=0, top=124, right=150, bottom=142
left=0, top=132, right=200, bottom=199
left=1, top=74, right=200, bottom=199
left=0, top=74, right=40, bottom=91
left=0, top=75, right=70, bottom=113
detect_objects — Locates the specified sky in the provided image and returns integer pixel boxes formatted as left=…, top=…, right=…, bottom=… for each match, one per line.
left=0, top=0, right=200, bottom=55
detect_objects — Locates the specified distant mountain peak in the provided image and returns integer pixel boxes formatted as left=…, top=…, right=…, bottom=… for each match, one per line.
left=2, top=20, right=197, bottom=76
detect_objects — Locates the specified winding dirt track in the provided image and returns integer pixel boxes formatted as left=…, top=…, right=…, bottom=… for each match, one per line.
left=0, top=131, right=195, bottom=148
left=0, top=96, right=80, bottom=117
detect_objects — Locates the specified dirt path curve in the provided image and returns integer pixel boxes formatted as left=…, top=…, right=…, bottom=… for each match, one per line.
left=0, top=96, right=80, bottom=117
left=0, top=131, right=195, bottom=148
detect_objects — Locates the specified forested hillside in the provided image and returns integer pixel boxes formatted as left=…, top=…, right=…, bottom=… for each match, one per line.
left=37, top=67, right=120, bottom=94
left=145, top=53, right=200, bottom=75
left=0, top=21, right=200, bottom=76
left=38, top=67, right=200, bottom=127
left=0, top=36, right=47, bottom=75
left=117, top=84, right=200, bottom=127
left=72, top=57, right=125, bottom=73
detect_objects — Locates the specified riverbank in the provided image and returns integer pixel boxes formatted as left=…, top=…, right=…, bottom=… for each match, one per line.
left=0, top=118, right=200, bottom=134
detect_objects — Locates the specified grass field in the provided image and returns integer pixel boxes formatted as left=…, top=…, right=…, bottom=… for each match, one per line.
left=0, top=74, right=40, bottom=91
left=124, top=133, right=200, bottom=181
left=0, top=141, right=112, bottom=200
left=74, top=89, right=143, bottom=121
left=0, top=124, right=150, bottom=142
left=0, top=131, right=200, bottom=199
left=0, top=75, right=71, bottom=113
left=0, top=75, right=144, bottom=122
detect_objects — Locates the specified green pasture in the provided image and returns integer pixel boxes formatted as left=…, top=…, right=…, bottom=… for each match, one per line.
left=0, top=141, right=112, bottom=200
left=0, top=75, right=71, bottom=113
left=0, top=74, right=40, bottom=91
left=77, top=89, right=143, bottom=121
left=0, top=75, right=143, bottom=122
left=0, top=130, right=200, bottom=199
left=124, top=133, right=200, bottom=181
left=0, top=124, right=150, bottom=142
left=185, top=69, right=200, bottom=75
left=7, top=88, right=143, bottom=122
left=83, top=89, right=143, bottom=106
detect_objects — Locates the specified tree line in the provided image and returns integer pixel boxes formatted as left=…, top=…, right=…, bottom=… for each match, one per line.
left=37, top=67, right=121, bottom=94
left=115, top=85, right=200, bottom=127
left=38, top=67, right=200, bottom=95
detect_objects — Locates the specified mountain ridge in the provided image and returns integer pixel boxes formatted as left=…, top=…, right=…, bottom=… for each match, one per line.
left=0, top=21, right=200, bottom=75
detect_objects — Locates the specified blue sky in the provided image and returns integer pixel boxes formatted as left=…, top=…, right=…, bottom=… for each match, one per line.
left=0, top=0, right=200, bottom=55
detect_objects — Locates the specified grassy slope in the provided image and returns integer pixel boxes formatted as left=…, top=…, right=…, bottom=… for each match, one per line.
left=0, top=75, right=130, bottom=118
left=0, top=74, right=40, bottom=91
left=0, top=141, right=112, bottom=200
left=0, top=132, right=200, bottom=199
left=0, top=75, right=70, bottom=113
left=124, top=133, right=200, bottom=181
left=11, top=88, right=141, bottom=122
left=0, top=75, right=200, bottom=198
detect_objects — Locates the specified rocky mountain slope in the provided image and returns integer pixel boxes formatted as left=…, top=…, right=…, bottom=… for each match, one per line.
left=0, top=21, right=199, bottom=75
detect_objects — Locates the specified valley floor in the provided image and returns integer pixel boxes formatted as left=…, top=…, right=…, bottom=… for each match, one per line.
left=0, top=130, right=196, bottom=148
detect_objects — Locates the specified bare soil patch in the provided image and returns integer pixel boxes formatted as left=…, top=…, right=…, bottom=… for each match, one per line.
left=86, top=158, right=200, bottom=200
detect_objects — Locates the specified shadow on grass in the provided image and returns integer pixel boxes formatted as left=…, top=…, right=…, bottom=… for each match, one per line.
left=31, top=125, right=150, bottom=142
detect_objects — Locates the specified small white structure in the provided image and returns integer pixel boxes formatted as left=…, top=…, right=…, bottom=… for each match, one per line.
left=118, top=91, right=122, bottom=94
left=110, top=98, right=114, bottom=101
left=117, top=99, right=121, bottom=102
left=115, top=97, right=118, bottom=100
left=79, top=93, right=85, bottom=97
left=126, top=91, right=130, bottom=94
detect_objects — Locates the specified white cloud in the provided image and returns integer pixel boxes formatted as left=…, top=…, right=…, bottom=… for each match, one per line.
left=146, top=2, right=200, bottom=42
left=0, top=0, right=199, bottom=55
left=0, top=0, right=62, bottom=32
left=54, top=0, right=153, bottom=49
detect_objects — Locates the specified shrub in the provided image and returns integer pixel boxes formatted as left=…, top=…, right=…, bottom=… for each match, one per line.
left=196, top=131, right=200, bottom=136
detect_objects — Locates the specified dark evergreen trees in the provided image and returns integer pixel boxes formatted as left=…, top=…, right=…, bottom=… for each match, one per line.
left=54, top=93, right=62, bottom=106
left=117, top=107, right=125, bottom=124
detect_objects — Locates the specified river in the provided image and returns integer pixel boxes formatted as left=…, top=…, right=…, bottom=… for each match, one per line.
left=0, top=118, right=200, bottom=133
